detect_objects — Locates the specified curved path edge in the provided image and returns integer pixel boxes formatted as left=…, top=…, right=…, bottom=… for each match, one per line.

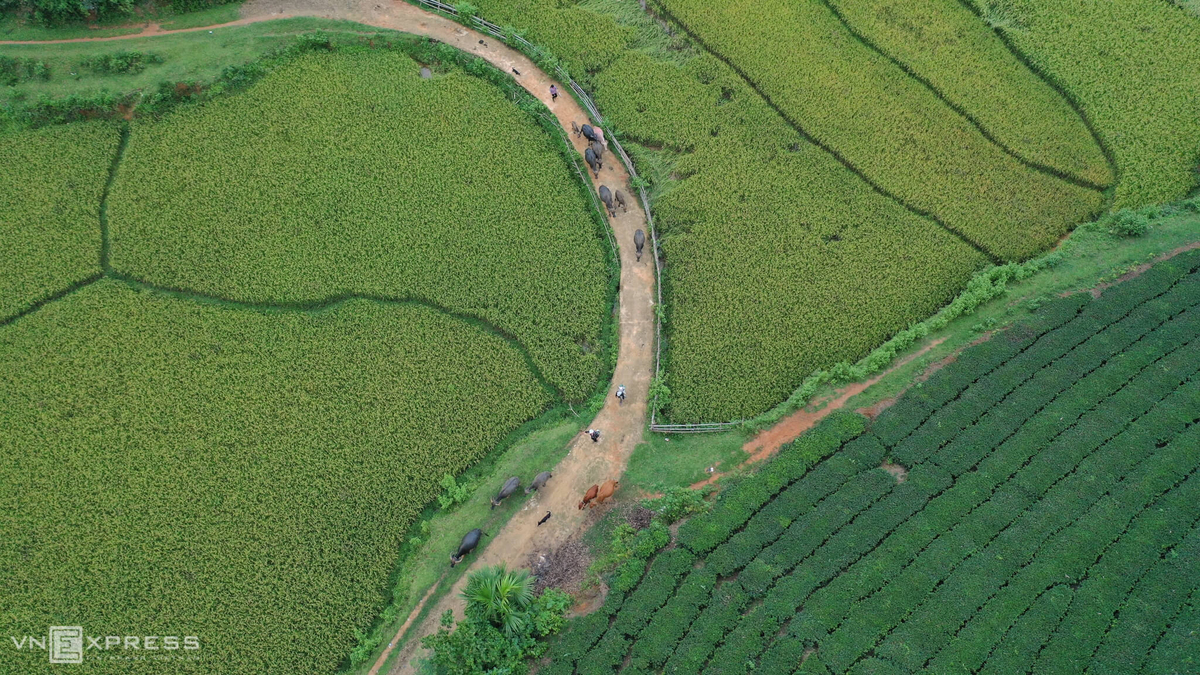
left=3, top=2, right=656, bottom=673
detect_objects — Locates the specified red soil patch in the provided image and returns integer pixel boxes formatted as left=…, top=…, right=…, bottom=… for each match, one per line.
left=689, top=338, right=946, bottom=490
left=1089, top=241, right=1200, bottom=298
left=857, top=396, right=896, bottom=421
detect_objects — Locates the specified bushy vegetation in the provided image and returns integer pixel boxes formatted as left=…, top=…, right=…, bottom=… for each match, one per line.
left=0, top=0, right=236, bottom=25
left=0, top=281, right=550, bottom=675
left=79, top=49, right=163, bottom=74
left=968, top=0, right=1200, bottom=208
left=651, top=0, right=1104, bottom=262
left=0, top=122, right=118, bottom=321
left=107, top=47, right=609, bottom=400
left=824, top=0, right=1112, bottom=188
left=545, top=250, right=1200, bottom=673
left=0, top=54, right=49, bottom=84
left=423, top=565, right=572, bottom=675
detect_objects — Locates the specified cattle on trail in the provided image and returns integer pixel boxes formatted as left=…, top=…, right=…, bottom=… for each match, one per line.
left=592, top=479, right=619, bottom=508
left=450, top=528, right=485, bottom=567
left=614, top=189, right=627, bottom=213
left=634, top=229, right=645, bottom=262
left=581, top=124, right=600, bottom=143
left=577, top=484, right=599, bottom=510
left=599, top=186, right=615, bottom=217
left=585, top=147, right=601, bottom=178
left=490, top=476, right=520, bottom=510
left=526, top=471, right=552, bottom=494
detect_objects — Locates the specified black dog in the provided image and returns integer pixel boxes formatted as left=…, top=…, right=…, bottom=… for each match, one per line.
left=537, top=511, right=551, bottom=527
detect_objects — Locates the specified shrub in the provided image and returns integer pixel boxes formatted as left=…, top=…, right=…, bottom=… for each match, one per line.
left=79, top=50, right=164, bottom=75
left=0, top=55, right=50, bottom=85
left=1107, top=208, right=1152, bottom=237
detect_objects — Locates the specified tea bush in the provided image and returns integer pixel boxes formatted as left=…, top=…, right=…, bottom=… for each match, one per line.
left=0, top=280, right=550, bottom=675
left=547, top=251, right=1200, bottom=674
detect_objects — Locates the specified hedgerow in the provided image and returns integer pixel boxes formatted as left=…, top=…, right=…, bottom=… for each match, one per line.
left=0, top=122, right=118, bottom=322
left=650, top=0, right=1105, bottom=261
left=967, top=0, right=1200, bottom=209
left=107, top=47, right=609, bottom=400
left=0, top=281, right=550, bottom=675
left=559, top=250, right=1200, bottom=675
left=825, top=0, right=1112, bottom=189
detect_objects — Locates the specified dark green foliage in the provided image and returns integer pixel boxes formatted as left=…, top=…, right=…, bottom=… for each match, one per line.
left=677, top=412, right=866, bottom=555
left=0, top=55, right=49, bottom=85
left=422, top=566, right=573, bottom=675
left=628, top=569, right=717, bottom=668
left=1, top=0, right=135, bottom=25
left=610, top=548, right=695, bottom=638
left=1107, top=208, right=1153, bottom=237
left=569, top=251, right=1200, bottom=674
left=79, top=49, right=164, bottom=75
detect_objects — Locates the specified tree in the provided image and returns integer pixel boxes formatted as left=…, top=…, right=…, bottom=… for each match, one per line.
left=422, top=565, right=571, bottom=675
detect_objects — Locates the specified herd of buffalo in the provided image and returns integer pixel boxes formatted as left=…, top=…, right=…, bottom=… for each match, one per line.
left=450, top=470, right=621, bottom=567
left=449, top=122, right=639, bottom=570
left=572, top=120, right=646, bottom=262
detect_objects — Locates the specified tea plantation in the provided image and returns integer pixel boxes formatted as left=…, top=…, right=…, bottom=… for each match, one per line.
left=543, top=250, right=1200, bottom=674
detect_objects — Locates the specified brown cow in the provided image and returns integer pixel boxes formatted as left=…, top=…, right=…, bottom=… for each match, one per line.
left=592, top=479, right=619, bottom=508
left=577, top=484, right=599, bottom=510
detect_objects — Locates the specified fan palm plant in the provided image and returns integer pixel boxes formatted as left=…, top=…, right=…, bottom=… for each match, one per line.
left=461, top=565, right=536, bottom=637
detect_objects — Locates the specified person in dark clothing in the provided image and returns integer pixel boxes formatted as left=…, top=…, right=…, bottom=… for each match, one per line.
left=550, top=84, right=558, bottom=101
left=588, top=428, right=601, bottom=443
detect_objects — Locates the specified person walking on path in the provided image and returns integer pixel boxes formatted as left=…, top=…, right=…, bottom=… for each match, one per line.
left=588, top=428, right=601, bottom=443
left=616, top=385, right=626, bottom=405
left=550, top=84, right=558, bottom=101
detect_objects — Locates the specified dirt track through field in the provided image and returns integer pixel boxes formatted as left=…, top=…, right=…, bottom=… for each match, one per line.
left=2, top=2, right=656, bottom=672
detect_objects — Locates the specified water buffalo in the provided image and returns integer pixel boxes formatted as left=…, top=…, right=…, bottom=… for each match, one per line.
left=585, top=147, right=601, bottom=178
left=581, top=124, right=600, bottom=143
left=577, top=484, right=599, bottom=510
left=525, top=471, right=553, bottom=494
left=591, top=140, right=604, bottom=161
left=490, top=476, right=520, bottom=510
left=592, top=479, right=619, bottom=508
left=572, top=120, right=582, bottom=138
left=614, top=189, right=627, bottom=213
left=634, top=229, right=645, bottom=262
left=599, top=185, right=615, bottom=217
left=450, top=528, right=485, bottom=567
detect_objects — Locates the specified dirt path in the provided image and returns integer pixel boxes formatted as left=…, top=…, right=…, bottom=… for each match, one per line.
left=688, top=338, right=948, bottom=490
left=4, top=2, right=656, bottom=671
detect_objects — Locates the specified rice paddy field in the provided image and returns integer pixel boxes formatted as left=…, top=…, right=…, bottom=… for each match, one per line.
left=0, top=39, right=610, bottom=674
left=2, top=0, right=1199, bottom=673
left=458, top=0, right=1200, bottom=422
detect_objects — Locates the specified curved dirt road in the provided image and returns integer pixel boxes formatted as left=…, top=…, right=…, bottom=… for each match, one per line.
left=4, top=1, right=656, bottom=672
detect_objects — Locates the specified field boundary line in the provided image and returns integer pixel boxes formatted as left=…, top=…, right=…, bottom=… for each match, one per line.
left=819, top=0, right=1109, bottom=193
left=644, top=0, right=1002, bottom=266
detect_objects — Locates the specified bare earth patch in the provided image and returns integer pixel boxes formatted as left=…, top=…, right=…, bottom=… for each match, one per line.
left=881, top=462, right=908, bottom=483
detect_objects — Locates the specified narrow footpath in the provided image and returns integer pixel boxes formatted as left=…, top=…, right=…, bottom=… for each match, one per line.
left=3, top=2, right=657, bottom=672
